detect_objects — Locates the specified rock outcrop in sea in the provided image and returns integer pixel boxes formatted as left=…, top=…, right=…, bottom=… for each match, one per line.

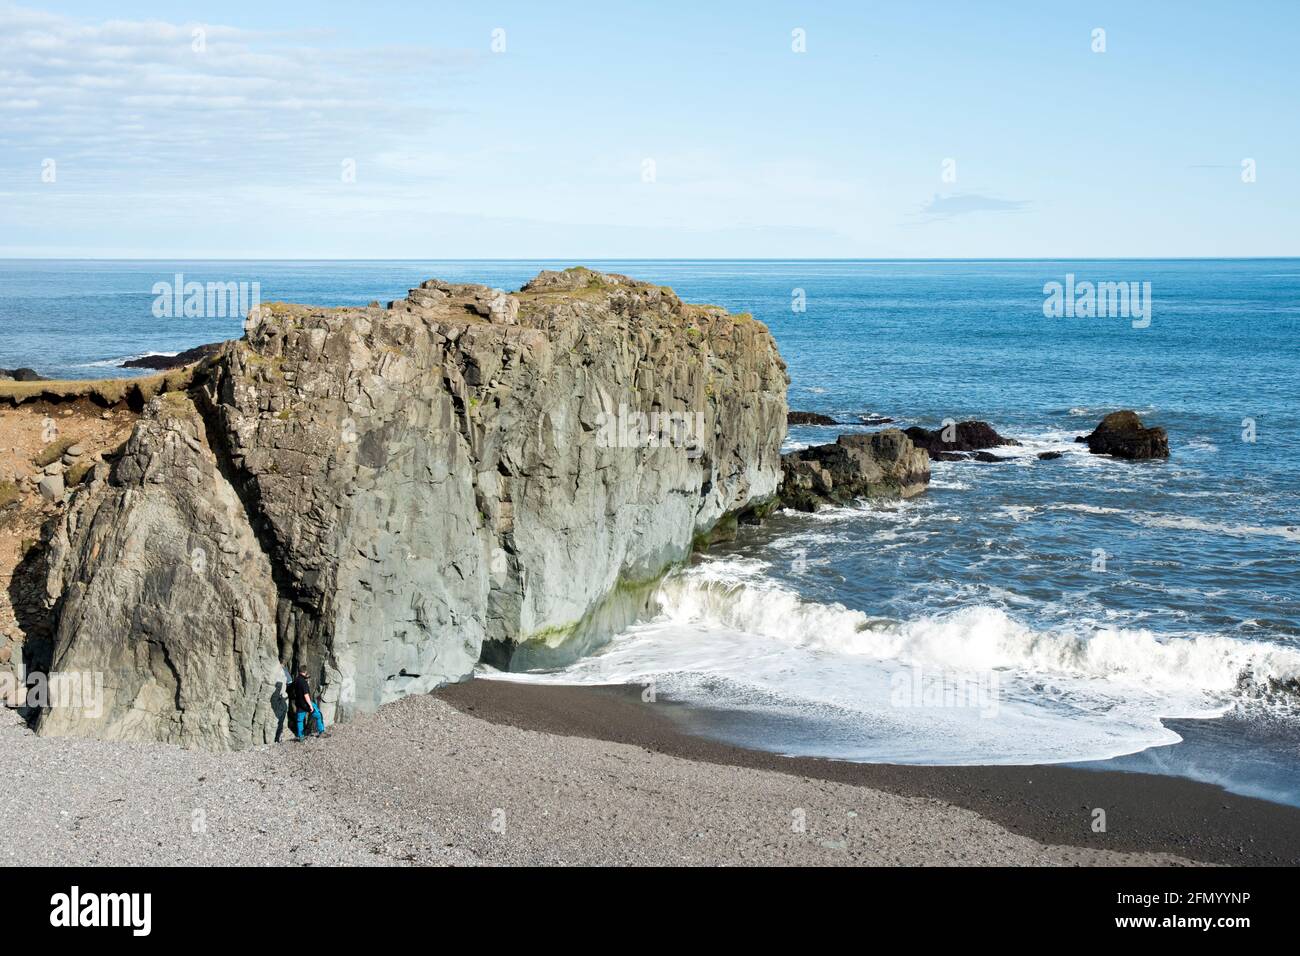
left=0, top=368, right=46, bottom=382
left=787, top=411, right=839, bottom=425
left=1079, top=410, right=1170, bottom=459
left=121, top=343, right=223, bottom=371
left=33, top=268, right=789, bottom=749
left=903, top=421, right=1019, bottom=461
left=779, top=430, right=930, bottom=511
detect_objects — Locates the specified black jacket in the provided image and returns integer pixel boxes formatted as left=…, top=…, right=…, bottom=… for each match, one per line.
left=292, top=675, right=312, bottom=708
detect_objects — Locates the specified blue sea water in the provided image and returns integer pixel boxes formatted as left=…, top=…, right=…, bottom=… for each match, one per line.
left=3, top=259, right=1299, bottom=803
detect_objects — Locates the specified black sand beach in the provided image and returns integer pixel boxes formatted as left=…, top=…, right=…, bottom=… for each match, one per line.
left=436, top=679, right=1300, bottom=866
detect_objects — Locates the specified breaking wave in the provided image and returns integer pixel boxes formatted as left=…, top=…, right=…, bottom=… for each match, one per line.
left=492, top=559, right=1300, bottom=765
left=654, top=565, right=1300, bottom=695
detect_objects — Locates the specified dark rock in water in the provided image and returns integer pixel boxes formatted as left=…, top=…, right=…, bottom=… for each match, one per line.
left=0, top=367, right=47, bottom=382
left=1073, top=435, right=1089, bottom=443
left=1082, top=411, right=1169, bottom=459
left=903, top=420, right=1020, bottom=460
left=858, top=414, right=895, bottom=425
left=972, top=451, right=1011, bottom=463
left=787, top=410, right=839, bottom=426
left=780, top=429, right=930, bottom=512
left=121, top=343, right=225, bottom=371
left=1037, top=451, right=1063, bottom=460
left=934, top=451, right=972, bottom=462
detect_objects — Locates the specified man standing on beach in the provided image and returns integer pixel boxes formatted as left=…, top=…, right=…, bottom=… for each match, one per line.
left=292, top=665, right=326, bottom=740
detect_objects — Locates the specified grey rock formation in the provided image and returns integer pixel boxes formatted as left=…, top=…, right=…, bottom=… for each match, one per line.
left=37, top=474, right=64, bottom=502
left=780, top=430, right=930, bottom=512
left=40, top=393, right=281, bottom=748
left=36, top=268, right=788, bottom=747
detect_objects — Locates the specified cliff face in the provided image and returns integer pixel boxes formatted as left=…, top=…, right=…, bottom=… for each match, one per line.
left=41, top=394, right=281, bottom=748
left=35, top=269, right=789, bottom=748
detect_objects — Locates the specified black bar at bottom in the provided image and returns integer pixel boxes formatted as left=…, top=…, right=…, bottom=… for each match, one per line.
left=1, top=865, right=1285, bottom=941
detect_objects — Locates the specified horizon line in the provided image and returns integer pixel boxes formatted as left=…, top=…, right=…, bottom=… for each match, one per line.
left=3, top=256, right=1299, bottom=263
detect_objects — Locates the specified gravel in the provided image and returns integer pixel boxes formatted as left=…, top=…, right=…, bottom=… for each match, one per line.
left=0, top=697, right=1196, bottom=866
left=0, top=708, right=384, bottom=866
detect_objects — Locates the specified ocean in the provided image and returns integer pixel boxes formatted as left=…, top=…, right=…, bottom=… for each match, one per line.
left=3, top=259, right=1298, bottom=804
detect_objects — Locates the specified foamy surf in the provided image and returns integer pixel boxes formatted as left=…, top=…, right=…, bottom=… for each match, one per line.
left=1133, top=514, right=1300, bottom=542
left=79, top=351, right=179, bottom=368
left=489, top=559, right=1300, bottom=765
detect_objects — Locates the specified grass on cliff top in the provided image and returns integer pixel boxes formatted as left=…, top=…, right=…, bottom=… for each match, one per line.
left=517, top=278, right=614, bottom=303
left=0, top=366, right=198, bottom=407
left=255, top=301, right=343, bottom=318
left=154, top=390, right=199, bottom=422
left=516, top=271, right=751, bottom=323
left=0, top=480, right=19, bottom=509
left=682, top=302, right=750, bottom=321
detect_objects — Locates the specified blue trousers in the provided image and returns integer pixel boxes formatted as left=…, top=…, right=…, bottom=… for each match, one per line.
left=295, top=703, right=325, bottom=738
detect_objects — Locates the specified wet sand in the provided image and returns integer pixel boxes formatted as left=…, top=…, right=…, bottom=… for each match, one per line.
left=435, top=679, right=1300, bottom=866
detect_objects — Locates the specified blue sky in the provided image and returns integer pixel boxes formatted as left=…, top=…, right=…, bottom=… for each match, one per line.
left=2, top=1, right=1297, bottom=258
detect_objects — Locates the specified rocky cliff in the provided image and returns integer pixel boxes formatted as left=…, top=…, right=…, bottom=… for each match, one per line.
left=33, top=268, right=789, bottom=748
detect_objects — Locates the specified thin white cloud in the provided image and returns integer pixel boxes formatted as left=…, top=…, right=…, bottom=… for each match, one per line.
left=913, top=192, right=1032, bottom=222
left=0, top=2, right=482, bottom=192
left=0, top=4, right=893, bottom=257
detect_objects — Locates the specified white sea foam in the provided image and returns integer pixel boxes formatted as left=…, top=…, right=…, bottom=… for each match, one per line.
left=1134, top=514, right=1300, bottom=542
left=80, top=351, right=178, bottom=368
left=998, top=505, right=1039, bottom=521
left=491, top=559, right=1300, bottom=764
left=1065, top=406, right=1159, bottom=418
left=1050, top=503, right=1127, bottom=516
left=655, top=568, right=1298, bottom=690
